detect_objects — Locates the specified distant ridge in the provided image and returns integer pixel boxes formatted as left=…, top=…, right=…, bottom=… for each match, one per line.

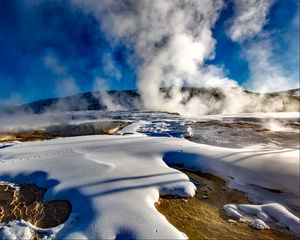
left=6, top=90, right=141, bottom=114
left=1, top=88, right=299, bottom=114
left=270, top=88, right=300, bottom=96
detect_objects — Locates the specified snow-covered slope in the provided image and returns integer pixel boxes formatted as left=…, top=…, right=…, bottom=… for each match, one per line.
left=0, top=133, right=299, bottom=238
left=0, top=135, right=196, bottom=239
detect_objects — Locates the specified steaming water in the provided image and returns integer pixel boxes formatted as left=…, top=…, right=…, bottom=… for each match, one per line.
left=59, top=110, right=300, bottom=149
left=1, top=110, right=298, bottom=148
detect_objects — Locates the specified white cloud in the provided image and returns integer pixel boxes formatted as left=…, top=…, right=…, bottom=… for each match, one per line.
left=102, top=53, right=122, bottom=81
left=0, top=92, right=23, bottom=107
left=92, top=77, right=122, bottom=111
left=43, top=52, right=66, bottom=75
left=56, top=77, right=79, bottom=97
left=43, top=52, right=81, bottom=98
left=227, top=0, right=299, bottom=92
left=244, top=39, right=299, bottom=92
left=228, top=0, right=272, bottom=42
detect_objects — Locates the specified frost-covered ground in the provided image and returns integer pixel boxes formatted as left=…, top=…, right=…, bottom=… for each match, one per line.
left=0, top=111, right=299, bottom=239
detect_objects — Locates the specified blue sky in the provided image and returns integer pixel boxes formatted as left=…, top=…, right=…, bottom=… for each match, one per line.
left=0, top=0, right=299, bottom=104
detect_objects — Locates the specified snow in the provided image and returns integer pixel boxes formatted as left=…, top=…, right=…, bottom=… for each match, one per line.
left=200, top=111, right=300, bottom=120
left=223, top=204, right=244, bottom=219
left=0, top=111, right=299, bottom=238
left=0, top=135, right=197, bottom=239
left=163, top=144, right=299, bottom=209
left=251, top=219, right=270, bottom=230
left=0, top=221, right=34, bottom=240
left=117, top=121, right=147, bottom=136
left=224, top=203, right=300, bottom=234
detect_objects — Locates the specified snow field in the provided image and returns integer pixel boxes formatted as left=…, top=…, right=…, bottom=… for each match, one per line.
left=0, top=132, right=299, bottom=238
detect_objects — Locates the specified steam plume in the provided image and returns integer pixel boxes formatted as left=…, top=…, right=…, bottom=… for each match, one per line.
left=74, top=0, right=248, bottom=115
left=227, top=0, right=272, bottom=42
left=228, top=0, right=299, bottom=93
left=1, top=0, right=298, bottom=117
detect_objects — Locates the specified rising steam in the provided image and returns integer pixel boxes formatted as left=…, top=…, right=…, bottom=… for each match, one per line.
left=70, top=0, right=298, bottom=116
left=0, top=0, right=298, bottom=118
left=74, top=0, right=235, bottom=115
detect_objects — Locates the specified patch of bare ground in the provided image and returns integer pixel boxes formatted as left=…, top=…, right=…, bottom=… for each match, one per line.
left=155, top=169, right=299, bottom=240
left=0, top=131, right=52, bottom=143
left=0, top=183, right=71, bottom=228
left=0, top=121, right=128, bottom=143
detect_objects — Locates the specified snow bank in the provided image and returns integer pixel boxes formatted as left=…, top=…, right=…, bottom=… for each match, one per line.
left=0, top=221, right=34, bottom=240
left=163, top=144, right=300, bottom=210
left=0, top=135, right=196, bottom=239
left=224, top=203, right=300, bottom=235
left=0, top=133, right=299, bottom=238
left=117, top=121, right=148, bottom=136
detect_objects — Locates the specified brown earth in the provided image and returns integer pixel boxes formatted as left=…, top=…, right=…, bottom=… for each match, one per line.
left=0, top=121, right=128, bottom=143
left=155, top=169, right=299, bottom=240
left=0, top=131, right=52, bottom=143
left=0, top=183, right=71, bottom=228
